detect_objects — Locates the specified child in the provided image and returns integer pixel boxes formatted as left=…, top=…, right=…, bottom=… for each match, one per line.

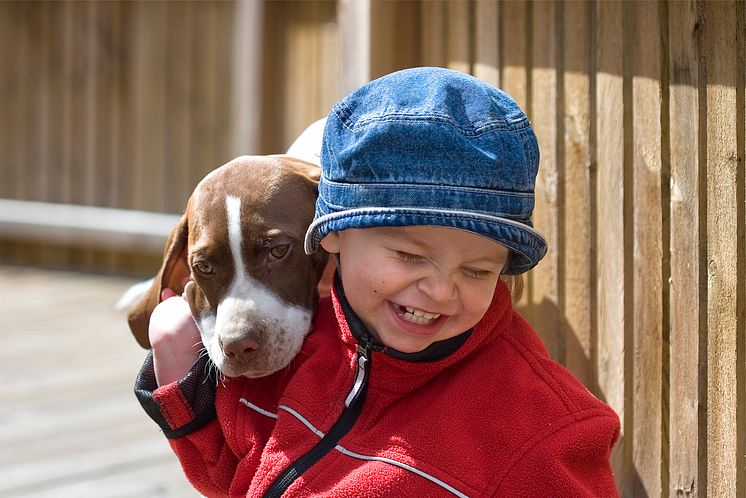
left=136, top=67, right=620, bottom=497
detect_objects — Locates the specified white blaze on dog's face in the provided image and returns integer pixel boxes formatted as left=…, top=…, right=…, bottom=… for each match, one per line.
left=183, top=156, right=327, bottom=378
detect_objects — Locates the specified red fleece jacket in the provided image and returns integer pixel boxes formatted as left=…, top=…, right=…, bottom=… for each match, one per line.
left=136, top=282, right=620, bottom=497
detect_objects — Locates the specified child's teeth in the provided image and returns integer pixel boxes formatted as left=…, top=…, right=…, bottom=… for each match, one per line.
left=401, top=305, right=440, bottom=321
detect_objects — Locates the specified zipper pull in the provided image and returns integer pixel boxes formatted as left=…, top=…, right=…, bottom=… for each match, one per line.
left=344, top=345, right=369, bottom=407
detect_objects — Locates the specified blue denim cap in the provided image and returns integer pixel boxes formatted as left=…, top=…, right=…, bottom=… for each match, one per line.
left=304, top=67, right=547, bottom=274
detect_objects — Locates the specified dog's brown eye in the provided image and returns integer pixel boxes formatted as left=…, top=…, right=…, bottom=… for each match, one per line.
left=269, top=244, right=290, bottom=261
left=193, top=261, right=213, bottom=276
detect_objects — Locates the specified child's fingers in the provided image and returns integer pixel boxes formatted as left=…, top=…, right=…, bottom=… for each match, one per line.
left=149, top=295, right=201, bottom=346
left=160, top=276, right=191, bottom=301
left=160, top=287, right=177, bottom=301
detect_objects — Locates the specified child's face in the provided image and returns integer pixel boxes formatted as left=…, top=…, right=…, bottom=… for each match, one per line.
left=321, top=226, right=509, bottom=353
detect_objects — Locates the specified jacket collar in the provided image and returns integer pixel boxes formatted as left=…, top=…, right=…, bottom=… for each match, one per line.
left=329, top=271, right=514, bottom=393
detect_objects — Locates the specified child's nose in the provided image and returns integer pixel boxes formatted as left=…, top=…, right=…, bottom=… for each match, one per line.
left=417, top=271, right=457, bottom=303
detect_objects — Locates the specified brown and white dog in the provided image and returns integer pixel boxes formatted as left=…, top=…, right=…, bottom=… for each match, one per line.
left=125, top=154, right=328, bottom=378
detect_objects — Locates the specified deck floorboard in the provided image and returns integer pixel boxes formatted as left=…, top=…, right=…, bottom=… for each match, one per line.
left=0, top=264, right=201, bottom=497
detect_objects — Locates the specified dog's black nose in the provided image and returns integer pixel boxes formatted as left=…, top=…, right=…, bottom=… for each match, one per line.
left=221, top=336, right=260, bottom=361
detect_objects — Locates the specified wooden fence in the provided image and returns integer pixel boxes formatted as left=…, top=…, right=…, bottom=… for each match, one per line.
left=1, top=1, right=744, bottom=496
left=0, top=0, right=341, bottom=273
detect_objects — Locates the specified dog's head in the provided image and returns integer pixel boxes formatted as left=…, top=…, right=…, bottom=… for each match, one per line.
left=127, top=155, right=328, bottom=378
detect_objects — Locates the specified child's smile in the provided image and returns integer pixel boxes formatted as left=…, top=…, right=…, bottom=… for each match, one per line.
left=321, top=226, right=509, bottom=353
left=389, top=301, right=446, bottom=338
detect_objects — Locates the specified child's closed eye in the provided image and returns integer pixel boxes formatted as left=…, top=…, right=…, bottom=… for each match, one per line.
left=395, top=251, right=424, bottom=263
left=462, top=267, right=492, bottom=280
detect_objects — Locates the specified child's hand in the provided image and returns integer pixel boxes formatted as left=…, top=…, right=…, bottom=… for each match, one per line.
left=149, top=287, right=202, bottom=386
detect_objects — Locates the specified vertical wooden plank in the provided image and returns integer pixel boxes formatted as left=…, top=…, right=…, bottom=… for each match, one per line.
left=32, top=2, right=52, bottom=203
left=132, top=0, right=168, bottom=212
left=120, top=0, right=140, bottom=212
left=257, top=1, right=284, bottom=155
left=529, top=0, right=560, bottom=362
left=473, top=0, right=499, bottom=87
left=445, top=0, right=471, bottom=74
left=275, top=1, right=340, bottom=151
left=210, top=1, right=234, bottom=167
left=60, top=1, right=76, bottom=205
left=667, top=1, right=702, bottom=494
left=68, top=0, right=91, bottom=205
left=192, top=1, right=220, bottom=178
left=0, top=1, right=13, bottom=200
left=369, top=1, right=396, bottom=79
left=45, top=1, right=67, bottom=205
left=370, top=0, right=420, bottom=79
left=631, top=1, right=664, bottom=495
left=500, top=0, right=527, bottom=109
left=129, top=0, right=147, bottom=211
left=420, top=0, right=446, bottom=68
left=319, top=8, right=342, bottom=117
left=91, top=1, right=111, bottom=207
left=737, top=3, right=746, bottom=496
left=164, top=0, right=194, bottom=211
left=285, top=2, right=323, bottom=148
left=286, top=4, right=311, bottom=145
left=337, top=0, right=369, bottom=96
left=562, top=0, right=593, bottom=387
left=231, top=0, right=265, bottom=156
left=704, top=1, right=740, bottom=495
left=92, top=2, right=119, bottom=208
left=595, top=0, right=626, bottom=489
left=83, top=0, right=97, bottom=207
left=25, top=2, right=48, bottom=203
left=12, top=2, right=31, bottom=200
left=37, top=2, right=53, bottom=203
left=111, top=1, right=130, bottom=210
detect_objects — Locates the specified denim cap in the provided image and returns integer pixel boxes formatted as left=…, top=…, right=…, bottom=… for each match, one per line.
left=304, top=67, right=547, bottom=275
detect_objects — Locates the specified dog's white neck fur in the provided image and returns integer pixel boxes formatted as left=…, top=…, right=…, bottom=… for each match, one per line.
left=196, top=195, right=312, bottom=378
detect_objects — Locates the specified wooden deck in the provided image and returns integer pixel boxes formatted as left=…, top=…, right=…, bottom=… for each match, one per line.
left=0, top=264, right=201, bottom=497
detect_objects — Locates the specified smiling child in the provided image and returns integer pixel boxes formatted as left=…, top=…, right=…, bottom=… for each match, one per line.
left=136, top=67, right=620, bottom=497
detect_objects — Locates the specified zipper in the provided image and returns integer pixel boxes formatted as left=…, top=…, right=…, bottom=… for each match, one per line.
left=344, top=347, right=368, bottom=406
left=263, top=343, right=372, bottom=498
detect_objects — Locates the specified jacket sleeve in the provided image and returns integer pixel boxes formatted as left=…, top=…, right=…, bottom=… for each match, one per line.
left=494, top=410, right=621, bottom=497
left=135, top=351, right=238, bottom=497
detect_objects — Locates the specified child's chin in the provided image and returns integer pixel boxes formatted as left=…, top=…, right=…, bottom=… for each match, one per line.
left=379, top=333, right=433, bottom=354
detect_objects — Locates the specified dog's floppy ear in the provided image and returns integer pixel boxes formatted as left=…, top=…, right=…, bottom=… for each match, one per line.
left=126, top=213, right=190, bottom=349
left=286, top=158, right=329, bottom=288
left=283, top=155, right=322, bottom=184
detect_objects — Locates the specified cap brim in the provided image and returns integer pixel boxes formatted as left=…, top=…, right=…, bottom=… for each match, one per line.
left=305, top=207, right=546, bottom=275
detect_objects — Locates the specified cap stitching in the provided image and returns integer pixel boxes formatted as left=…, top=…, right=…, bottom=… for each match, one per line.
left=320, top=178, right=535, bottom=198
left=347, top=113, right=532, bottom=138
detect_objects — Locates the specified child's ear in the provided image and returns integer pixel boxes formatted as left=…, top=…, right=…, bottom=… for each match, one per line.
left=320, top=232, right=340, bottom=254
